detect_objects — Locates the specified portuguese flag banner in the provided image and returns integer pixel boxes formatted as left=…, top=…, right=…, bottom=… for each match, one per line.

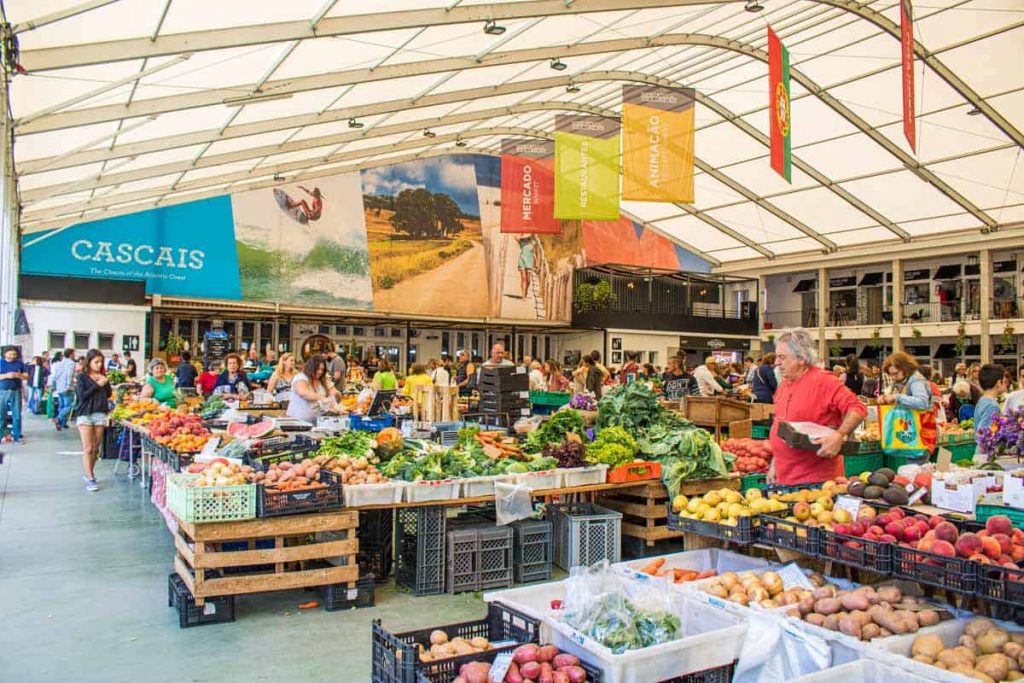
left=901, top=0, right=916, bottom=152
left=499, top=139, right=559, bottom=234
left=621, top=85, right=696, bottom=203
left=554, top=115, right=621, bottom=220
left=768, top=26, right=792, bottom=183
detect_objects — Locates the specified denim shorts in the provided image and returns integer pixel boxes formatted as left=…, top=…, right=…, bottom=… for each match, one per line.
left=76, top=412, right=109, bottom=427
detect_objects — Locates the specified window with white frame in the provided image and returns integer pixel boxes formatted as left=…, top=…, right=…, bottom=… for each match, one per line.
left=73, top=332, right=90, bottom=350
left=48, top=331, right=65, bottom=350
left=98, top=333, right=114, bottom=351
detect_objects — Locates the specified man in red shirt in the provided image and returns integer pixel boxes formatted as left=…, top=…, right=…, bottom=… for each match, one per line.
left=769, top=329, right=867, bottom=485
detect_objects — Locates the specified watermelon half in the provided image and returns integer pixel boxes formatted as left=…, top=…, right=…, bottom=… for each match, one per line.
left=245, top=420, right=275, bottom=438
left=226, top=422, right=248, bottom=438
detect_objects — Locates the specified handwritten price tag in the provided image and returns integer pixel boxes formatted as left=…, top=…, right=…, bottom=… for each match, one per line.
left=777, top=561, right=814, bottom=590
left=488, top=652, right=514, bottom=682
left=834, top=495, right=863, bottom=519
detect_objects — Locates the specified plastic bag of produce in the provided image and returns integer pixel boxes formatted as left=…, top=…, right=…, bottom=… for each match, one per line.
left=495, top=481, right=533, bottom=525
left=514, top=415, right=542, bottom=434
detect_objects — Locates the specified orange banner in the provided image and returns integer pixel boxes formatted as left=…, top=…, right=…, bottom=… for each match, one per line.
left=621, top=85, right=695, bottom=203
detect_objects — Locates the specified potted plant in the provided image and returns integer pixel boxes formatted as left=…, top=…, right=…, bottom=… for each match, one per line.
left=164, top=334, right=186, bottom=365
left=911, top=328, right=923, bottom=339
left=829, top=332, right=843, bottom=358
left=1002, top=324, right=1016, bottom=347
left=573, top=280, right=616, bottom=313
left=955, top=321, right=969, bottom=359
left=866, top=328, right=882, bottom=350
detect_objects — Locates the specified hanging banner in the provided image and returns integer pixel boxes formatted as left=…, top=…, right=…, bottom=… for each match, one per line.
left=554, top=115, right=620, bottom=220
left=901, top=0, right=916, bottom=152
left=768, top=26, right=792, bottom=183
left=499, top=139, right=559, bottom=234
left=621, top=85, right=695, bottom=203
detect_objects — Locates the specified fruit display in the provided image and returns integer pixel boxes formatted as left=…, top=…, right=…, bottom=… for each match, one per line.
left=943, top=418, right=975, bottom=439
left=183, top=460, right=255, bottom=487
left=780, top=582, right=945, bottom=640
left=768, top=481, right=846, bottom=532
left=418, top=629, right=492, bottom=663
left=908, top=618, right=1024, bottom=681
left=844, top=467, right=912, bottom=506
left=722, top=437, right=773, bottom=474
left=226, top=419, right=276, bottom=439
left=671, top=487, right=788, bottom=526
left=699, top=569, right=825, bottom=609
left=855, top=422, right=880, bottom=442
left=149, top=413, right=212, bottom=453
left=451, top=644, right=593, bottom=683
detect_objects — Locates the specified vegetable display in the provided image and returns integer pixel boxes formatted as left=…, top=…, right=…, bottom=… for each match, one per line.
left=723, top=437, right=773, bottom=474
left=583, top=426, right=638, bottom=468
left=568, top=393, right=598, bottom=411
left=909, top=618, right=1024, bottom=681
left=636, top=557, right=717, bottom=584
left=378, top=443, right=557, bottom=481
left=452, top=644, right=593, bottom=683
left=563, top=593, right=681, bottom=654
left=106, top=369, right=127, bottom=385
left=318, top=431, right=377, bottom=461
left=255, top=457, right=331, bottom=492
left=543, top=440, right=587, bottom=469
left=595, top=383, right=663, bottom=436
left=524, top=410, right=586, bottom=453
left=638, top=414, right=731, bottom=491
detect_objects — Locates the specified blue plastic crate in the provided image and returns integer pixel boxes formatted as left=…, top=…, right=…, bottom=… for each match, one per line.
left=350, top=414, right=394, bottom=431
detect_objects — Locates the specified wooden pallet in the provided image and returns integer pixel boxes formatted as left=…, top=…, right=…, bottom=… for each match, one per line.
left=174, top=509, right=359, bottom=605
left=597, top=482, right=683, bottom=547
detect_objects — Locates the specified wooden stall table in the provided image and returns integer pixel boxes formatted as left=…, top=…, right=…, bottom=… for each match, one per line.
left=173, top=509, right=359, bottom=605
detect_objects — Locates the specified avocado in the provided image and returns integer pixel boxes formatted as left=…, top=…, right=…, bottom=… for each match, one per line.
left=847, top=481, right=865, bottom=497
left=876, top=467, right=896, bottom=482
left=862, top=485, right=884, bottom=500
left=882, top=486, right=910, bottom=506
left=867, top=472, right=891, bottom=488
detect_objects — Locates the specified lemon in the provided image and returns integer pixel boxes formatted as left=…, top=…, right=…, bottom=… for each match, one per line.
left=727, top=503, right=745, bottom=519
left=672, top=495, right=688, bottom=513
left=749, top=498, right=768, bottom=514
left=703, top=492, right=722, bottom=506
left=703, top=507, right=721, bottom=522
left=745, top=488, right=763, bottom=502
left=724, top=491, right=742, bottom=505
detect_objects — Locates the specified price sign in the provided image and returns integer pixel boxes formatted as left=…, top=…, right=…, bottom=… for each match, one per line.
left=777, top=561, right=814, bottom=590
left=488, top=653, right=514, bottom=683
left=908, top=486, right=928, bottom=505
left=834, top=495, right=863, bottom=520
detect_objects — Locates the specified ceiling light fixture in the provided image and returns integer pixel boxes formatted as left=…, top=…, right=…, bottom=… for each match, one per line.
left=745, top=0, right=764, bottom=12
left=566, top=82, right=581, bottom=93
left=273, top=173, right=285, bottom=181
left=423, top=129, right=436, bottom=138
left=348, top=118, right=364, bottom=128
left=967, top=106, right=983, bottom=116
left=484, top=19, right=506, bottom=35
left=455, top=138, right=467, bottom=147
left=549, top=58, right=567, bottom=71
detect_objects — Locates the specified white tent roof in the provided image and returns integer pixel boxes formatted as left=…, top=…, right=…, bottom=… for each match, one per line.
left=7, top=0, right=1024, bottom=268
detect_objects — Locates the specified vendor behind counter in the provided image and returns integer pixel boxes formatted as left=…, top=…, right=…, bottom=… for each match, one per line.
left=769, top=328, right=867, bottom=486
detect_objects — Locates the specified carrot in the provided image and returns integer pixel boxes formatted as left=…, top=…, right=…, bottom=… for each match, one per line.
left=639, top=558, right=665, bottom=575
left=695, top=570, right=718, bottom=580
left=298, top=600, right=319, bottom=610
left=674, top=569, right=698, bottom=583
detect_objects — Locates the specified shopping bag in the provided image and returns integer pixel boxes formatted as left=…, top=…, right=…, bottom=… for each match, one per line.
left=879, top=403, right=935, bottom=457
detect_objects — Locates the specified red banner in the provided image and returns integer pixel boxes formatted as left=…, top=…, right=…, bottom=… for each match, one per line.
left=901, top=0, right=916, bottom=152
left=500, top=140, right=559, bottom=234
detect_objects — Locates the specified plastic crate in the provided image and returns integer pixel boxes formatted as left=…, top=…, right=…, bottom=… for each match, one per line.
left=514, top=470, right=561, bottom=491
left=359, top=509, right=394, bottom=543
left=256, top=469, right=344, bottom=517
left=371, top=602, right=540, bottom=683
left=549, top=502, right=621, bottom=570
left=244, top=434, right=319, bottom=464
left=561, top=465, right=608, bottom=489
left=167, top=573, right=235, bottom=628
left=975, top=562, right=1024, bottom=608
left=758, top=513, right=820, bottom=555
left=511, top=518, right=553, bottom=584
left=740, top=473, right=767, bottom=491
left=975, top=502, right=1024, bottom=528
left=818, top=529, right=892, bottom=574
left=351, top=414, right=395, bottom=431
left=166, top=473, right=256, bottom=523
left=345, top=482, right=405, bottom=506
left=446, top=525, right=513, bottom=593
left=788, top=658, right=940, bottom=683
left=322, top=574, right=375, bottom=611
left=667, top=504, right=759, bottom=545
left=358, top=541, right=394, bottom=584
left=396, top=506, right=447, bottom=596
left=405, top=480, right=460, bottom=503
left=751, top=424, right=771, bottom=439
left=891, top=543, right=976, bottom=593
left=529, top=390, right=571, bottom=407
left=607, top=461, right=661, bottom=484
left=843, top=450, right=884, bottom=477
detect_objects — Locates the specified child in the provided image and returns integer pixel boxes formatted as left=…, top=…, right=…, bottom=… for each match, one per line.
left=974, top=363, right=1007, bottom=463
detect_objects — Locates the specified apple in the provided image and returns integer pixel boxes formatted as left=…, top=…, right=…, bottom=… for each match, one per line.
left=877, top=513, right=894, bottom=527
left=884, top=522, right=905, bottom=540
left=834, top=523, right=851, bottom=536
left=848, top=522, right=865, bottom=537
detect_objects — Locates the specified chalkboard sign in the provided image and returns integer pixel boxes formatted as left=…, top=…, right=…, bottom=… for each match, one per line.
left=204, top=328, right=230, bottom=367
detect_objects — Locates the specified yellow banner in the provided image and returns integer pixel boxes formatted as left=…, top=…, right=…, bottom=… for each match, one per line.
left=554, top=115, right=621, bottom=220
left=621, top=86, right=695, bottom=203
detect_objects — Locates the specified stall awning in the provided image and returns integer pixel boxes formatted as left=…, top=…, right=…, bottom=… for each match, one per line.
left=904, top=344, right=931, bottom=358
left=793, top=279, right=816, bottom=293
left=858, top=272, right=884, bottom=286
left=933, top=265, right=962, bottom=280
left=934, top=344, right=958, bottom=359
left=965, top=264, right=981, bottom=276
left=966, top=344, right=982, bottom=356
left=994, top=260, right=1017, bottom=273
left=859, top=346, right=892, bottom=359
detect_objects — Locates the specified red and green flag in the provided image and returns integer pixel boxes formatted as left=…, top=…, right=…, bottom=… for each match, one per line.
left=768, top=26, right=791, bottom=183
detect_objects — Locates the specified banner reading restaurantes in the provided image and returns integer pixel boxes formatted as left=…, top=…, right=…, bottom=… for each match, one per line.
left=500, top=139, right=559, bottom=234
left=621, top=85, right=696, bottom=203
left=554, top=115, right=620, bottom=220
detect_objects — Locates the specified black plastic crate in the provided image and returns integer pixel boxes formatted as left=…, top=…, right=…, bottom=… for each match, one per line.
left=818, top=529, right=892, bottom=574
left=371, top=602, right=540, bottom=683
left=412, top=648, right=604, bottom=683
left=396, top=506, right=447, bottom=596
left=322, top=574, right=375, bottom=611
left=665, top=661, right=737, bottom=683
left=511, top=519, right=553, bottom=584
left=622, top=534, right=685, bottom=560
left=167, top=573, right=235, bottom=628
left=360, top=510, right=395, bottom=544
left=891, top=543, right=976, bottom=594
left=758, top=513, right=820, bottom=555
left=975, top=562, right=1024, bottom=608
left=667, top=504, right=758, bottom=545
left=358, top=540, right=393, bottom=584
left=244, top=437, right=320, bottom=467
left=256, top=468, right=344, bottom=517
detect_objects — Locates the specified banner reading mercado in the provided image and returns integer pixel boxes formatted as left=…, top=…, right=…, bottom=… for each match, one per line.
left=554, top=115, right=620, bottom=220
left=500, top=139, right=559, bottom=234
left=621, top=85, right=695, bottom=203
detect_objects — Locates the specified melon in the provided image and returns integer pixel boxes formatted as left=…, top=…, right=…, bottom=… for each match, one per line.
left=246, top=420, right=275, bottom=438
left=227, top=423, right=248, bottom=438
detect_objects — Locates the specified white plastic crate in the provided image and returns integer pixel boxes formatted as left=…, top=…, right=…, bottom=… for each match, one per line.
left=789, top=658, right=943, bottom=683
left=461, top=475, right=511, bottom=498
left=560, top=465, right=607, bottom=489
left=615, top=548, right=773, bottom=586
left=484, top=580, right=566, bottom=644
left=514, top=469, right=561, bottom=490
left=404, top=479, right=460, bottom=503
left=343, top=482, right=404, bottom=507
left=547, top=593, right=747, bottom=683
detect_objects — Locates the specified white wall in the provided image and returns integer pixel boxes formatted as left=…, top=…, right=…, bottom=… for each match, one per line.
left=20, top=301, right=148, bottom=361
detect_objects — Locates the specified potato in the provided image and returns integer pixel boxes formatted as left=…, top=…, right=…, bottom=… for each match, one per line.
left=823, top=614, right=841, bottom=632
left=748, top=586, right=770, bottom=603
left=1012, top=632, right=1024, bottom=646
left=840, top=592, right=870, bottom=612
left=798, top=595, right=815, bottom=616
left=937, top=647, right=975, bottom=669
left=975, top=653, right=1010, bottom=682
left=1007, top=672, right=1024, bottom=681
left=839, top=614, right=865, bottom=639
left=814, top=598, right=842, bottom=615
left=960, top=635, right=978, bottom=653
left=869, top=606, right=907, bottom=635
left=911, top=654, right=934, bottom=664
left=977, top=628, right=1010, bottom=655
left=876, top=586, right=902, bottom=604
left=805, top=613, right=826, bottom=627
left=917, top=610, right=940, bottom=627
left=912, top=634, right=945, bottom=660
left=933, top=660, right=947, bottom=670
left=470, top=637, right=489, bottom=651
left=861, top=623, right=881, bottom=641
left=965, top=618, right=996, bottom=639
left=896, top=611, right=920, bottom=633
left=812, top=586, right=837, bottom=600
left=785, top=608, right=802, bottom=619
left=1003, top=641, right=1023, bottom=664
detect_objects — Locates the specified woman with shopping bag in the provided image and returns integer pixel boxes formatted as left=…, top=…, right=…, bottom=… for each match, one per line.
left=876, top=352, right=937, bottom=464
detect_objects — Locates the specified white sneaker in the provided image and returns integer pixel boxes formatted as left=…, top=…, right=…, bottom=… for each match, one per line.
left=84, top=477, right=99, bottom=492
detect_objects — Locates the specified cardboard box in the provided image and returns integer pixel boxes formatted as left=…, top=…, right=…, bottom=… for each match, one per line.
left=776, top=421, right=862, bottom=455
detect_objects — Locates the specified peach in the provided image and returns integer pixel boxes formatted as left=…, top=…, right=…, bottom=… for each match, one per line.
left=931, top=540, right=956, bottom=558
left=842, top=540, right=863, bottom=550
left=877, top=513, right=894, bottom=527
left=929, top=514, right=946, bottom=529
left=903, top=525, right=924, bottom=543
left=934, top=522, right=960, bottom=544
left=970, top=553, right=992, bottom=565
left=1012, top=545, right=1024, bottom=562
left=885, top=522, right=905, bottom=539
left=986, top=515, right=1014, bottom=536
left=849, top=522, right=866, bottom=537
left=1011, top=529, right=1024, bottom=546
left=879, top=534, right=899, bottom=544
left=993, top=533, right=1013, bottom=555
left=918, top=537, right=937, bottom=553
left=981, top=536, right=1003, bottom=560
left=891, top=507, right=906, bottom=520
left=868, top=525, right=885, bottom=538
left=1002, top=561, right=1019, bottom=569
left=956, top=533, right=983, bottom=558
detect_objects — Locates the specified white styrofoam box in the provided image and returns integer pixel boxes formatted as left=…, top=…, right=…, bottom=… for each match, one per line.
left=404, top=479, right=460, bottom=503
left=560, top=465, right=608, bottom=489
left=514, top=469, right=561, bottom=491
left=615, top=548, right=774, bottom=585
left=1004, top=471, right=1024, bottom=508
left=547, top=593, right=748, bottom=683
left=343, top=482, right=404, bottom=507
left=484, top=579, right=566, bottom=643
left=460, top=475, right=511, bottom=498
left=788, top=658, right=942, bottom=683
left=930, top=478, right=979, bottom=514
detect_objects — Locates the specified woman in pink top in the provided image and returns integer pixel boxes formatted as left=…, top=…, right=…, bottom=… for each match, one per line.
left=769, top=329, right=867, bottom=486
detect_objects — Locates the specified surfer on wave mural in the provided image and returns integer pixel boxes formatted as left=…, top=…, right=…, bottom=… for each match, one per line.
left=274, top=185, right=324, bottom=224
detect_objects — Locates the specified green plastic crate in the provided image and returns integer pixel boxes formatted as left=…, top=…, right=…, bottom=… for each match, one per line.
left=751, top=425, right=771, bottom=439
left=844, top=450, right=884, bottom=477
left=167, top=473, right=256, bottom=523
left=741, top=473, right=767, bottom=491
left=528, top=391, right=570, bottom=407
left=976, top=503, right=1024, bottom=528
left=945, top=440, right=977, bottom=462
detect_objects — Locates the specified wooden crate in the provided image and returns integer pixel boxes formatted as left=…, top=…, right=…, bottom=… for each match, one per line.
left=597, top=482, right=682, bottom=548
left=174, top=509, right=359, bottom=605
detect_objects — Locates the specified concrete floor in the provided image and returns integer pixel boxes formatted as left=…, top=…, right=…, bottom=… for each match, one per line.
left=0, top=414, right=487, bottom=682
